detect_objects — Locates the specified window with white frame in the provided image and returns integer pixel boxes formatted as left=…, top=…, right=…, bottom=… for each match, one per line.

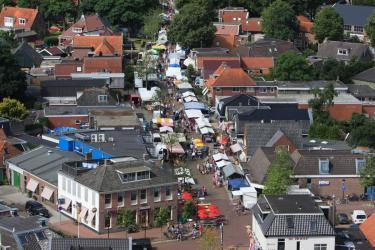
left=19, top=18, right=26, bottom=25
left=153, top=187, right=161, bottom=202
left=354, top=26, right=363, bottom=32
left=117, top=192, right=124, bottom=207
left=319, top=159, right=330, bottom=174
left=73, top=27, right=82, bottom=33
left=76, top=66, right=82, bottom=72
left=130, top=191, right=137, bottom=205
left=356, top=159, right=366, bottom=174
left=62, top=176, right=66, bottom=191
left=232, top=87, right=240, bottom=92
left=259, top=87, right=267, bottom=93
left=4, top=17, right=14, bottom=27
left=98, top=95, right=108, bottom=103
left=140, top=189, right=147, bottom=204
left=165, top=186, right=172, bottom=200
left=314, top=244, right=327, bottom=250
left=105, top=194, right=112, bottom=208
left=84, top=188, right=88, bottom=202
left=344, top=25, right=351, bottom=31
left=337, top=48, right=349, bottom=56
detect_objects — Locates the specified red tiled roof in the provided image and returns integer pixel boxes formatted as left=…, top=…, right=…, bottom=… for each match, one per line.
left=202, top=57, right=241, bottom=79
left=207, top=64, right=256, bottom=87
left=214, top=34, right=237, bottom=51
left=214, top=23, right=240, bottom=35
left=220, top=9, right=248, bottom=23
left=197, top=55, right=236, bottom=69
left=297, top=15, right=313, bottom=33
left=360, top=213, right=375, bottom=247
left=242, top=18, right=262, bottom=32
left=61, top=14, right=114, bottom=39
left=83, top=57, right=122, bottom=73
left=241, top=57, right=274, bottom=69
left=0, top=129, right=21, bottom=165
left=55, top=62, right=83, bottom=77
left=73, top=35, right=123, bottom=56
left=0, top=6, right=38, bottom=29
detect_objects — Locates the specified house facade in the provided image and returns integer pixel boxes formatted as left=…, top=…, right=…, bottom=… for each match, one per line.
left=251, top=195, right=335, bottom=250
left=57, top=160, right=178, bottom=234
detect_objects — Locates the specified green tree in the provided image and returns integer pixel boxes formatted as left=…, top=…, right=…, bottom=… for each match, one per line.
left=0, top=30, right=18, bottom=48
left=314, top=58, right=345, bottom=80
left=312, top=7, right=344, bottom=43
left=271, top=51, right=313, bottom=80
left=124, top=64, right=135, bottom=90
left=186, top=64, right=196, bottom=84
left=137, top=51, right=158, bottom=89
left=0, top=98, right=28, bottom=121
left=143, top=9, right=162, bottom=39
left=39, top=0, right=75, bottom=26
left=168, top=0, right=216, bottom=48
left=360, top=157, right=375, bottom=188
left=353, top=0, right=375, bottom=5
left=308, top=122, right=342, bottom=140
left=261, top=0, right=298, bottom=40
left=366, top=11, right=375, bottom=45
left=0, top=0, right=15, bottom=6
left=182, top=199, right=196, bottom=221
left=0, top=41, right=26, bottom=99
left=154, top=207, right=170, bottom=239
left=348, top=119, right=375, bottom=148
left=308, top=82, right=338, bottom=119
left=199, top=227, right=221, bottom=250
left=263, top=147, right=293, bottom=195
left=17, top=0, right=40, bottom=8
left=117, top=209, right=136, bottom=237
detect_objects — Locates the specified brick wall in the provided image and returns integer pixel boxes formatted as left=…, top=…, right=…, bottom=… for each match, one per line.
left=363, top=105, right=375, bottom=117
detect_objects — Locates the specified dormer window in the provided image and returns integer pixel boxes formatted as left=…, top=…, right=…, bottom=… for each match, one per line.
left=337, top=48, right=349, bottom=56
left=19, top=18, right=26, bottom=25
left=4, top=17, right=14, bottom=27
left=98, top=95, right=108, bottom=103
left=310, top=221, right=317, bottom=233
left=356, top=159, right=366, bottom=174
left=122, top=172, right=136, bottom=182
left=121, top=170, right=150, bottom=183
left=319, top=159, right=330, bottom=174
left=286, top=216, right=294, bottom=229
left=73, top=27, right=82, bottom=33
left=137, top=171, right=150, bottom=180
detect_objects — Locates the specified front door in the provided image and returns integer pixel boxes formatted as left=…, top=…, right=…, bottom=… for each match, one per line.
left=12, top=171, right=20, bottom=188
left=139, top=209, right=149, bottom=226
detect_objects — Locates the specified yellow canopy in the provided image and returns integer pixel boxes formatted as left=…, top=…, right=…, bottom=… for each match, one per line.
left=152, top=44, right=166, bottom=50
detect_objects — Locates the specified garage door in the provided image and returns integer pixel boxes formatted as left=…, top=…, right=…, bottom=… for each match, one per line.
left=12, top=171, right=21, bottom=188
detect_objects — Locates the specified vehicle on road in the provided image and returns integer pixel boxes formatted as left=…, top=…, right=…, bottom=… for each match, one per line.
left=351, top=210, right=367, bottom=224
left=338, top=213, right=350, bottom=224
left=25, top=200, right=50, bottom=218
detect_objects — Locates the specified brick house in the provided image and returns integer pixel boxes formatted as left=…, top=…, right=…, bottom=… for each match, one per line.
left=218, top=7, right=262, bottom=34
left=6, top=146, right=81, bottom=209
left=59, top=14, right=114, bottom=46
left=0, top=6, right=45, bottom=41
left=291, top=149, right=368, bottom=198
left=295, top=15, right=315, bottom=49
left=57, top=160, right=178, bottom=234
left=0, top=128, right=22, bottom=182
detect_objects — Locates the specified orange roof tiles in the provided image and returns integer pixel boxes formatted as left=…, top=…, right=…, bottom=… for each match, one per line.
left=242, top=18, right=262, bottom=32
left=73, top=35, right=123, bottom=56
left=220, top=9, right=248, bottom=23
left=83, top=57, right=122, bottom=73
left=360, top=213, right=375, bottom=247
left=297, top=15, right=313, bottom=33
left=214, top=34, right=237, bottom=51
left=214, top=23, right=240, bottom=35
left=241, top=57, right=274, bottom=69
left=0, top=6, right=38, bottom=29
left=207, top=64, right=256, bottom=87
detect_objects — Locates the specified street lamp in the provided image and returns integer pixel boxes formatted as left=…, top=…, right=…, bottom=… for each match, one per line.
left=73, top=202, right=81, bottom=238
left=105, top=212, right=111, bottom=239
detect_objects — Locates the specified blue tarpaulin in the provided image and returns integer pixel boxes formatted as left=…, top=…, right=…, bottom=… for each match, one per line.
left=228, top=178, right=249, bottom=190
left=184, top=102, right=208, bottom=111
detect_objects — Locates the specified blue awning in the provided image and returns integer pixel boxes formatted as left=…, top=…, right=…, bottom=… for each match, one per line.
left=228, top=178, right=249, bottom=189
left=184, top=102, right=208, bottom=111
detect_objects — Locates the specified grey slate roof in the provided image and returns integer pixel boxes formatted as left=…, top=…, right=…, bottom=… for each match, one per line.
left=352, top=67, right=375, bottom=83
left=347, top=84, right=375, bottom=98
left=0, top=216, right=47, bottom=233
left=333, top=4, right=375, bottom=26
left=244, top=122, right=305, bottom=156
left=317, top=40, right=372, bottom=61
left=41, top=79, right=106, bottom=97
left=253, top=195, right=335, bottom=237
left=222, top=164, right=244, bottom=178
left=236, top=38, right=299, bottom=58
left=218, top=94, right=263, bottom=116
left=246, top=147, right=276, bottom=185
left=66, top=160, right=177, bottom=193
left=12, top=41, right=43, bottom=68
left=7, top=146, right=81, bottom=185
left=76, top=87, right=118, bottom=106
left=301, top=138, right=351, bottom=150
left=50, top=238, right=130, bottom=250
left=291, top=150, right=365, bottom=176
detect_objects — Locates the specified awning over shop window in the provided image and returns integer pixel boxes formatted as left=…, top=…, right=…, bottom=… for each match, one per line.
left=41, top=187, right=54, bottom=200
left=79, top=207, right=88, bottom=220
left=26, top=179, right=39, bottom=192
left=230, top=143, right=243, bottom=153
left=87, top=210, right=96, bottom=224
left=61, top=198, right=72, bottom=210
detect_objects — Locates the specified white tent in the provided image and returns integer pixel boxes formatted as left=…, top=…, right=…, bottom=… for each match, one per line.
left=138, top=87, right=160, bottom=102
left=195, top=117, right=211, bottom=128
left=185, top=109, right=203, bottom=119
left=200, top=127, right=215, bottom=135
left=216, top=159, right=230, bottom=168
left=166, top=66, right=182, bottom=79
left=183, top=96, right=198, bottom=103
left=182, top=91, right=195, bottom=98
left=213, top=153, right=229, bottom=162
left=177, top=82, right=193, bottom=89
left=183, top=57, right=195, bottom=68
left=160, top=126, right=173, bottom=133
left=230, top=143, right=243, bottom=153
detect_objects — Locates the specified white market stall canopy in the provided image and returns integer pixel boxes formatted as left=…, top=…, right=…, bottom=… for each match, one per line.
left=200, top=127, right=215, bottom=135
left=160, top=133, right=187, bottom=143
left=177, top=82, right=193, bottom=89
left=138, top=87, right=160, bottom=102
left=160, top=126, right=173, bottom=133
left=182, top=91, right=196, bottom=98
left=185, top=109, right=203, bottom=119
left=230, top=143, right=243, bottom=153
left=213, top=153, right=229, bottom=162
left=184, top=96, right=198, bottom=103
left=195, top=117, right=212, bottom=128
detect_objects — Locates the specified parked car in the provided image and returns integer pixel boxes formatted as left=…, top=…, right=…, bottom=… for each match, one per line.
left=25, top=200, right=50, bottom=218
left=338, top=213, right=350, bottom=224
left=351, top=210, right=367, bottom=224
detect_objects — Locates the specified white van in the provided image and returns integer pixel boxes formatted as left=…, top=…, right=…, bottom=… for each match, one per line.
left=351, top=210, right=367, bottom=224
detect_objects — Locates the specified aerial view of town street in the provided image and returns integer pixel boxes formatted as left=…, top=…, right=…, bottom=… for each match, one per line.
left=2, top=0, right=375, bottom=249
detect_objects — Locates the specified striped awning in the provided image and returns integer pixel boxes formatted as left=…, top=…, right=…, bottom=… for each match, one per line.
left=41, top=187, right=54, bottom=200
left=61, top=198, right=71, bottom=210
left=87, top=211, right=96, bottom=224
left=79, top=207, right=88, bottom=220
left=26, top=179, right=39, bottom=192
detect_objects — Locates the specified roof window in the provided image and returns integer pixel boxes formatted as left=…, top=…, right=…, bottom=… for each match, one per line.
left=319, top=159, right=330, bottom=174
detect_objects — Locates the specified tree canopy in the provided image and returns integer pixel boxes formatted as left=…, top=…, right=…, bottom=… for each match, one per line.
left=312, top=7, right=344, bottom=43
left=0, top=41, right=26, bottom=100
left=348, top=118, right=375, bottom=148
left=360, top=157, right=375, bottom=188
left=117, top=209, right=135, bottom=231
left=353, top=0, right=375, bottom=5
left=142, top=9, right=162, bottom=39
left=263, top=147, right=293, bottom=195
left=168, top=0, right=216, bottom=48
left=365, top=10, right=375, bottom=45
left=261, top=0, right=298, bottom=41
left=0, top=98, right=28, bottom=121
left=38, top=0, right=76, bottom=26
left=271, top=51, right=313, bottom=80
